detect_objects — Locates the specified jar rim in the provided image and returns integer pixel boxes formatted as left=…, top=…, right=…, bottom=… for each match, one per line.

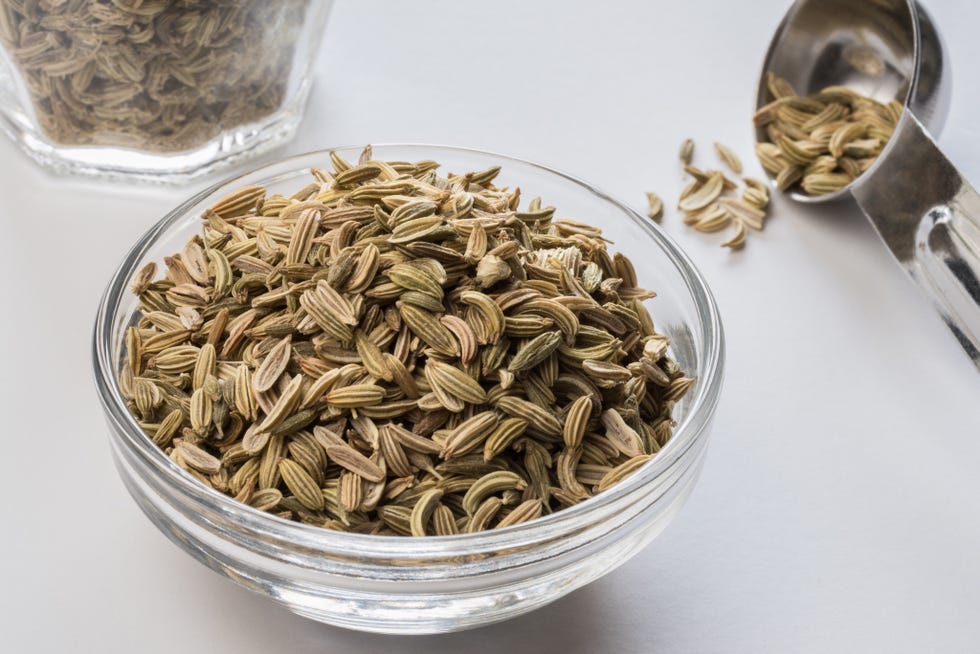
left=92, top=143, right=725, bottom=559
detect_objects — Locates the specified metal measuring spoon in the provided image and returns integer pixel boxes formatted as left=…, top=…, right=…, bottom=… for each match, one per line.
left=757, top=0, right=980, bottom=368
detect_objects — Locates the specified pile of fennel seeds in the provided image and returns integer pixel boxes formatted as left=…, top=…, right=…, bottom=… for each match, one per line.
left=120, top=146, right=693, bottom=537
left=755, top=72, right=901, bottom=196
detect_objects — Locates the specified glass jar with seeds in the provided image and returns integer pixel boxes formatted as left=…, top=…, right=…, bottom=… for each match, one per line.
left=0, top=0, right=333, bottom=181
left=94, top=145, right=724, bottom=632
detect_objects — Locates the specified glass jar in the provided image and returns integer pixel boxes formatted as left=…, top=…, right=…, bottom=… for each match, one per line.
left=0, top=0, right=333, bottom=181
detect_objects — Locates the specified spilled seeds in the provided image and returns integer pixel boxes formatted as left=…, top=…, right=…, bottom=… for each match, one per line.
left=672, top=141, right=770, bottom=250
left=119, top=146, right=693, bottom=536
left=645, top=139, right=769, bottom=249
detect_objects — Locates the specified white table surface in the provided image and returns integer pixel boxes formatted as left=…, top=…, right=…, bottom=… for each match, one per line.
left=3, top=1, right=980, bottom=652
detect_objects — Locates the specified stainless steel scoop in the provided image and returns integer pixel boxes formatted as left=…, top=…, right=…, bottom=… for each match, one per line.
left=758, top=0, right=980, bottom=369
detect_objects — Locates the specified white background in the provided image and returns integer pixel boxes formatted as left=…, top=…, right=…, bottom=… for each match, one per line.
left=3, top=1, right=980, bottom=652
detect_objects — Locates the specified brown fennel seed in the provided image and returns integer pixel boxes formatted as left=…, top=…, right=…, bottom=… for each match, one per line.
left=119, top=149, right=690, bottom=536
left=562, top=395, right=593, bottom=449
left=678, top=172, right=724, bottom=212
left=278, top=459, right=324, bottom=512
left=645, top=192, right=664, bottom=222
left=496, top=499, right=544, bottom=528
left=714, top=142, right=743, bottom=174
left=175, top=441, right=221, bottom=475
left=410, top=488, right=444, bottom=537
left=252, top=336, right=292, bottom=393
left=721, top=220, right=748, bottom=250
left=679, top=138, right=695, bottom=165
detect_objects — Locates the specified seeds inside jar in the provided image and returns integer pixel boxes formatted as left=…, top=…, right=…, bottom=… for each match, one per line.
left=0, top=0, right=309, bottom=152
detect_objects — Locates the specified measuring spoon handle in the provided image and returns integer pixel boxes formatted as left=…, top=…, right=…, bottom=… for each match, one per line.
left=852, top=112, right=980, bottom=369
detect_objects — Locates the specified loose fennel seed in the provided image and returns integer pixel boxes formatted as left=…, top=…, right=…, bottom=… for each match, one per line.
left=679, top=138, right=695, bottom=165
left=120, top=146, right=693, bottom=536
left=713, top=142, right=743, bottom=175
left=645, top=192, right=664, bottom=222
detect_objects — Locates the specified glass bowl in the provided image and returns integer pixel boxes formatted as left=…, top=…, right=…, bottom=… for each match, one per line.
left=0, top=0, right=333, bottom=182
left=92, top=144, right=725, bottom=634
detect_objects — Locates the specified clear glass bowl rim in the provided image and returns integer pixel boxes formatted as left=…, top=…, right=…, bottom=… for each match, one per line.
left=92, top=143, right=725, bottom=560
